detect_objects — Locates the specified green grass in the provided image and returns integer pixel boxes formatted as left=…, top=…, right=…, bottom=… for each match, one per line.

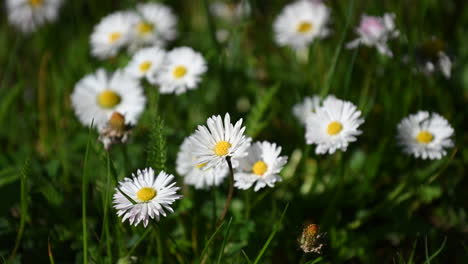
left=1, top=0, right=468, bottom=263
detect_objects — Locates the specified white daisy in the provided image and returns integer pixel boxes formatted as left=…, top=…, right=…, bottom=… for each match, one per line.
left=113, top=168, right=182, bottom=227
left=90, top=11, right=139, bottom=59
left=71, top=68, right=146, bottom=129
left=6, top=0, right=63, bottom=33
left=346, top=13, right=399, bottom=57
left=234, top=141, right=288, bottom=192
left=128, top=3, right=177, bottom=51
left=190, top=113, right=251, bottom=170
left=273, top=0, right=330, bottom=49
left=125, top=46, right=166, bottom=82
left=293, top=95, right=337, bottom=125
left=152, top=47, right=207, bottom=95
left=397, top=111, right=454, bottom=160
left=305, top=96, right=365, bottom=154
left=176, top=136, right=229, bottom=189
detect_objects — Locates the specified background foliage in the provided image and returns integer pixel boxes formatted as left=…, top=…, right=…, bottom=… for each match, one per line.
left=1, top=0, right=468, bottom=263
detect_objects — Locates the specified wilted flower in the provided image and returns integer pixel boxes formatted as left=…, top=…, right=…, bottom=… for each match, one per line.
left=346, top=13, right=399, bottom=57
left=98, top=112, right=133, bottom=150
left=6, top=0, right=63, bottom=33
left=397, top=111, right=454, bottom=160
left=299, top=224, right=325, bottom=254
left=414, top=38, right=452, bottom=78
left=210, top=1, right=251, bottom=22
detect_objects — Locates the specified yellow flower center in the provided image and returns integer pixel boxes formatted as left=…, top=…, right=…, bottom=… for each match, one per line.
left=196, top=163, right=207, bottom=169
left=137, top=22, right=154, bottom=35
left=173, top=65, right=188, bottom=79
left=97, top=90, right=121, bottom=109
left=214, top=141, right=231, bottom=156
left=327, top=121, right=343, bottom=135
left=136, top=187, right=157, bottom=202
left=139, top=61, right=152, bottom=73
left=416, top=130, right=433, bottom=144
left=108, top=32, right=122, bottom=44
left=297, top=21, right=313, bottom=33
left=252, top=161, right=268, bottom=176
left=29, top=0, right=42, bottom=7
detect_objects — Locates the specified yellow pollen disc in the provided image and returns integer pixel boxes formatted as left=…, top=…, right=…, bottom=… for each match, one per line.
left=137, top=22, right=154, bottom=35
left=416, top=130, right=433, bottom=144
left=29, top=0, right=42, bottom=7
left=196, top=163, right=207, bottom=169
left=252, top=161, right=268, bottom=176
left=108, top=32, right=122, bottom=43
left=136, top=187, right=157, bottom=202
left=172, top=65, right=188, bottom=79
left=97, top=90, right=121, bottom=109
left=327, top=121, right=343, bottom=135
left=297, top=21, right=313, bottom=33
left=214, top=141, right=231, bottom=156
left=139, top=61, right=152, bottom=73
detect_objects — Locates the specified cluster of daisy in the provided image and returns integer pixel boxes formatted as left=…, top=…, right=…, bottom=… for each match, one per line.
left=177, top=113, right=288, bottom=192
left=273, top=1, right=452, bottom=77
left=5, top=0, right=64, bottom=33
left=293, top=95, right=455, bottom=160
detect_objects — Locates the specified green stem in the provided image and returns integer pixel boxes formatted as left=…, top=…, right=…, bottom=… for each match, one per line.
left=217, top=157, right=235, bottom=226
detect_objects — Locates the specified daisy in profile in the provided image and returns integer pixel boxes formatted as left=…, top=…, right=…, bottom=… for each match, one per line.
left=415, top=38, right=452, bottom=79
left=152, top=47, right=207, bottom=94
left=113, top=168, right=182, bottom=227
left=293, top=95, right=337, bottom=126
left=176, top=136, right=229, bottom=189
left=273, top=0, right=330, bottom=50
left=128, top=2, right=177, bottom=51
left=98, top=112, right=133, bottom=151
left=6, top=0, right=63, bottom=33
left=305, top=96, right=364, bottom=154
left=90, top=11, right=139, bottom=59
left=210, top=1, right=251, bottom=22
left=125, top=46, right=166, bottom=82
left=71, top=69, right=146, bottom=129
left=397, top=111, right=454, bottom=160
left=346, top=13, right=399, bottom=57
left=234, top=141, right=287, bottom=192
left=190, top=113, right=251, bottom=169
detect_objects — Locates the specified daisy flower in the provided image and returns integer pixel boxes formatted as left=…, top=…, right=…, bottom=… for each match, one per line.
left=71, top=69, right=146, bottom=129
left=293, top=95, right=337, bottom=125
left=90, top=11, right=139, bottom=59
left=98, top=112, right=133, bottom=151
left=346, top=13, right=399, bottom=57
left=415, top=38, right=452, bottom=79
left=210, top=1, right=251, bottom=22
left=305, top=96, right=365, bottom=154
left=176, top=136, right=229, bottom=189
left=6, top=0, right=63, bottom=33
left=128, top=3, right=177, bottom=51
left=234, top=141, right=288, bottom=191
left=397, top=111, right=454, bottom=160
left=113, top=168, right=182, bottom=227
left=152, top=47, right=207, bottom=95
left=273, top=0, right=330, bottom=50
left=190, top=113, right=251, bottom=170
left=125, top=46, right=166, bottom=82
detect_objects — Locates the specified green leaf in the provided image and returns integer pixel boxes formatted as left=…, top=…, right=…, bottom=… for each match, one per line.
left=245, top=84, right=279, bottom=138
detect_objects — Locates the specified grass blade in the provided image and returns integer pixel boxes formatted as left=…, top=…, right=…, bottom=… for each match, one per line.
left=216, top=217, right=233, bottom=264
left=82, top=124, right=93, bottom=264
left=197, top=222, right=226, bottom=264
left=253, top=203, right=289, bottom=264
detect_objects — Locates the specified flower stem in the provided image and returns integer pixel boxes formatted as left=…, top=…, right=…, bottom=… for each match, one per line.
left=217, top=157, right=234, bottom=226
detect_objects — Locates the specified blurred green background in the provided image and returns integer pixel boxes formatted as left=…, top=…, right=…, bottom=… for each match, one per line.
left=1, top=0, right=467, bottom=263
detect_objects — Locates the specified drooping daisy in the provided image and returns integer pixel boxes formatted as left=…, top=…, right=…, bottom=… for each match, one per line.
left=396, top=111, right=454, bottom=160
left=125, top=46, right=166, bottom=82
left=6, top=0, right=63, bottom=33
left=305, top=96, right=365, bottom=154
left=71, top=69, right=146, bottom=129
left=128, top=3, right=177, bottom=51
left=176, top=136, right=229, bottom=189
left=273, top=0, right=330, bottom=49
left=152, top=47, right=207, bottom=94
left=293, top=95, right=337, bottom=125
left=346, top=13, right=399, bottom=57
left=90, top=11, right=139, bottom=59
left=113, top=168, right=182, bottom=227
left=98, top=112, right=133, bottom=151
left=415, top=38, right=452, bottom=79
left=190, top=113, right=251, bottom=170
left=234, top=141, right=288, bottom=192
left=210, top=1, right=251, bottom=22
